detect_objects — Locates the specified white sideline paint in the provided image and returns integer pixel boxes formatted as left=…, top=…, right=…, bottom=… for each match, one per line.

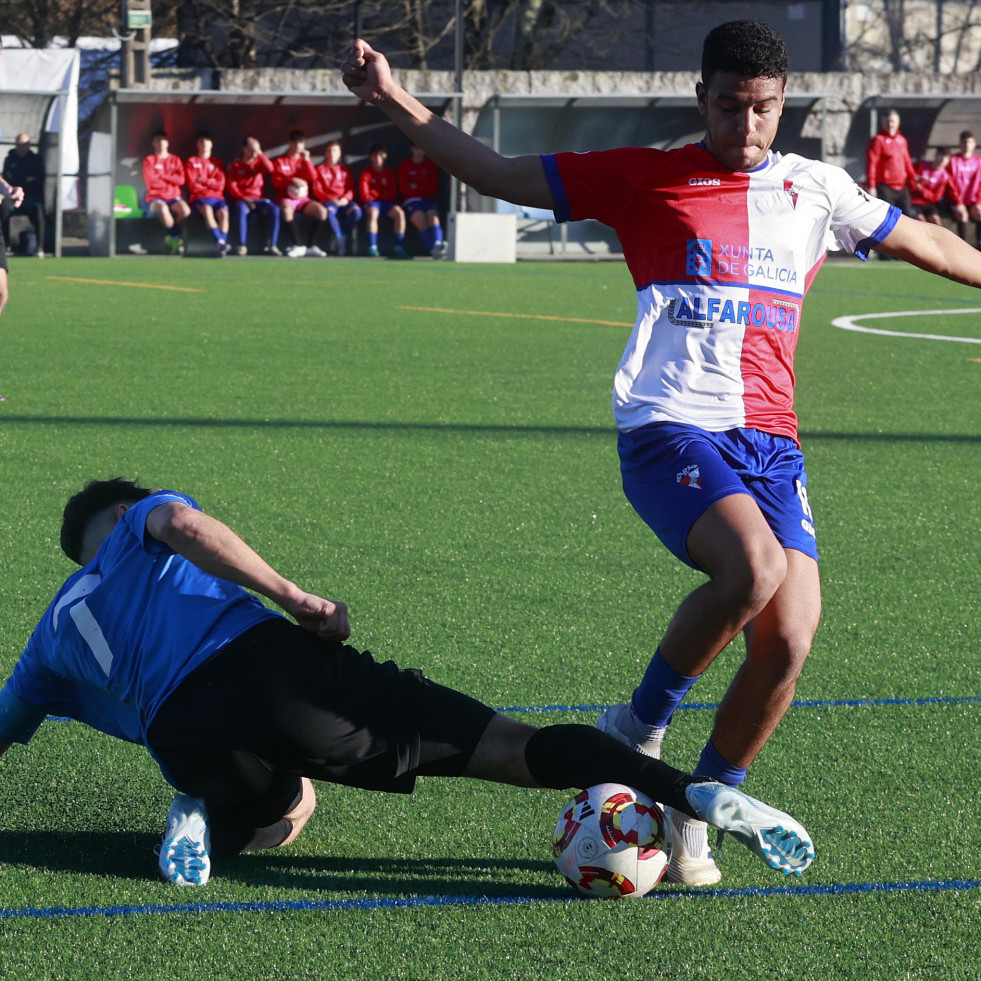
left=831, top=309, right=981, bottom=344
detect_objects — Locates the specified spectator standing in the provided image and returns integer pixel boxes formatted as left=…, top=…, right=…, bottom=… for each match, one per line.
left=866, top=110, right=918, bottom=217
left=359, top=144, right=407, bottom=257
left=313, top=140, right=362, bottom=256
left=1, top=133, right=45, bottom=257
left=184, top=132, right=230, bottom=257
left=271, top=130, right=327, bottom=258
left=945, top=131, right=981, bottom=246
left=398, top=144, right=446, bottom=258
left=226, top=137, right=282, bottom=256
left=142, top=131, right=190, bottom=255
left=911, top=150, right=950, bottom=226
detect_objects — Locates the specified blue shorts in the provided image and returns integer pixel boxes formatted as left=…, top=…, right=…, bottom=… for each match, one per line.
left=402, top=198, right=437, bottom=217
left=145, top=197, right=182, bottom=211
left=192, top=197, right=228, bottom=212
left=618, top=423, right=818, bottom=569
left=366, top=200, right=400, bottom=217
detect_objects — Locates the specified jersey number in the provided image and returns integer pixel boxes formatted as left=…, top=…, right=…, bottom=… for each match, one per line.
left=52, top=573, right=115, bottom=677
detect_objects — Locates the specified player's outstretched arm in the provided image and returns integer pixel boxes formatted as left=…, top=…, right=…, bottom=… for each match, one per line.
left=342, top=39, right=554, bottom=210
left=878, top=213, right=981, bottom=286
left=145, top=502, right=350, bottom=642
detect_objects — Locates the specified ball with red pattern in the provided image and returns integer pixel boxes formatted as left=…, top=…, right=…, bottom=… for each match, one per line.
left=553, top=783, right=668, bottom=898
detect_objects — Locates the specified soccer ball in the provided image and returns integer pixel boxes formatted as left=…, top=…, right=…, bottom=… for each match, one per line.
left=553, top=783, right=668, bottom=898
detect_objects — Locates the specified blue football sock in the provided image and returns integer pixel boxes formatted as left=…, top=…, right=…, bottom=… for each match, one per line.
left=395, top=232, right=405, bottom=245
left=210, top=227, right=224, bottom=244
left=421, top=227, right=435, bottom=251
left=695, top=739, right=747, bottom=787
left=631, top=648, right=699, bottom=728
left=432, top=225, right=444, bottom=245
left=368, top=231, right=378, bottom=247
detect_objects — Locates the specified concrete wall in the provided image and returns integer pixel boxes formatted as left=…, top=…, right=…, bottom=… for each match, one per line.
left=125, top=64, right=981, bottom=175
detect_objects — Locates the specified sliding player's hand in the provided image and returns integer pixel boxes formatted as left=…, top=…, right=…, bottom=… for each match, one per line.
left=288, top=592, right=351, bottom=643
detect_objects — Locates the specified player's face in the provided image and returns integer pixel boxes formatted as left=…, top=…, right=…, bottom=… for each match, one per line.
left=197, top=137, right=212, bottom=156
left=327, top=142, right=342, bottom=164
left=153, top=135, right=168, bottom=155
left=697, top=72, right=785, bottom=173
left=371, top=150, right=387, bottom=169
left=886, top=112, right=901, bottom=135
left=962, top=136, right=976, bottom=156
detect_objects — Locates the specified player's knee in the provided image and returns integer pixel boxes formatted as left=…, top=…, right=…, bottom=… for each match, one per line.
left=278, top=777, right=316, bottom=848
left=722, top=544, right=787, bottom=617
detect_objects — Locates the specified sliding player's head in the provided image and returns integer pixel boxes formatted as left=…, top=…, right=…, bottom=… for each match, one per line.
left=61, top=478, right=152, bottom=565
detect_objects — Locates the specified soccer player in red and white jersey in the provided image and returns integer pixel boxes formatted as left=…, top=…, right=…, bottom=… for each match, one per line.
left=398, top=144, right=445, bottom=257
left=865, top=109, right=917, bottom=217
left=359, top=144, right=407, bottom=257
left=271, top=130, right=327, bottom=257
left=142, top=131, right=190, bottom=255
left=184, top=132, right=230, bottom=256
left=945, top=131, right=981, bottom=246
left=343, top=20, right=981, bottom=885
left=313, top=140, right=362, bottom=256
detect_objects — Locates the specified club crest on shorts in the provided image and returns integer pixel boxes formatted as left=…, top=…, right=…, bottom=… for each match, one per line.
left=677, top=464, right=702, bottom=489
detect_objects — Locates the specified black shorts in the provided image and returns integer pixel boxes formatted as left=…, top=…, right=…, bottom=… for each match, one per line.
left=876, top=183, right=915, bottom=217
left=145, top=618, right=495, bottom=854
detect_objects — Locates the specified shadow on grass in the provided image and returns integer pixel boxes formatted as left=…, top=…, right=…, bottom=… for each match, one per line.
left=0, top=831, right=568, bottom=897
left=220, top=851, right=570, bottom=898
left=0, top=830, right=161, bottom=882
left=0, top=414, right=979, bottom=444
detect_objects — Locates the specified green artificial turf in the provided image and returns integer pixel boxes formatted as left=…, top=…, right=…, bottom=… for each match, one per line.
left=0, top=254, right=978, bottom=980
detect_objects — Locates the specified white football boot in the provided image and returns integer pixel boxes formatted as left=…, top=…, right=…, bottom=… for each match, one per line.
left=157, top=794, right=212, bottom=886
left=663, top=805, right=722, bottom=885
left=596, top=703, right=666, bottom=759
left=685, top=781, right=816, bottom=876
left=597, top=703, right=722, bottom=884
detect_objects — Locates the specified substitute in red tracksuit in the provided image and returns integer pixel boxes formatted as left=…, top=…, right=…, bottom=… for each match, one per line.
left=911, top=152, right=950, bottom=226
left=184, top=132, right=229, bottom=255
left=866, top=110, right=917, bottom=218
left=945, top=131, right=981, bottom=246
left=226, top=137, right=281, bottom=256
left=142, top=131, right=190, bottom=254
left=359, top=144, right=407, bottom=257
left=271, top=130, right=327, bottom=257
left=397, top=145, right=445, bottom=258
left=312, top=141, right=362, bottom=255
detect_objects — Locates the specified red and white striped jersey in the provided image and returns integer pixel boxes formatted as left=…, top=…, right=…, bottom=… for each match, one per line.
left=544, top=143, right=898, bottom=442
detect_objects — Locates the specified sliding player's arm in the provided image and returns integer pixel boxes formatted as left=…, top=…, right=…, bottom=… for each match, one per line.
left=144, top=501, right=350, bottom=642
left=342, top=39, right=554, bottom=210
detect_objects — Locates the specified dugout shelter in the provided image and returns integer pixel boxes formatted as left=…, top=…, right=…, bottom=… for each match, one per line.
left=87, top=89, right=457, bottom=256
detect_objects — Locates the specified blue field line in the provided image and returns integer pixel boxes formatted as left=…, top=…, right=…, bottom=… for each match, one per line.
left=41, top=694, right=981, bottom=727
left=495, top=694, right=981, bottom=715
left=1, top=877, right=978, bottom=922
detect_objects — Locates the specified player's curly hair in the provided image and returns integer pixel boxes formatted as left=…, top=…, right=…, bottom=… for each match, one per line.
left=701, top=20, right=790, bottom=85
left=60, top=477, right=153, bottom=565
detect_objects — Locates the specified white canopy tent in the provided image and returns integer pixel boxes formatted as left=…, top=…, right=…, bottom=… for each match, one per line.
left=0, top=44, right=81, bottom=256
